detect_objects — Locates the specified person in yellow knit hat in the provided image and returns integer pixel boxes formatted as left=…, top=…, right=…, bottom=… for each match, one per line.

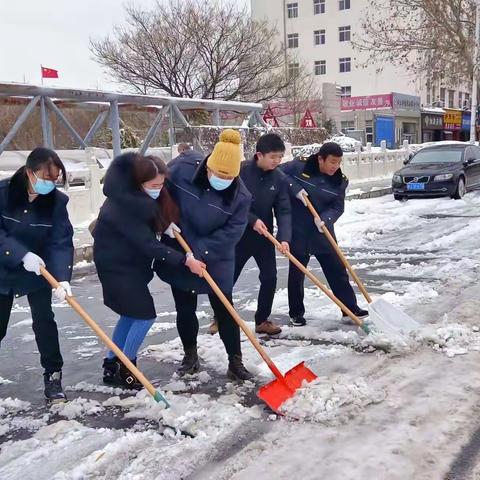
left=155, top=129, right=254, bottom=381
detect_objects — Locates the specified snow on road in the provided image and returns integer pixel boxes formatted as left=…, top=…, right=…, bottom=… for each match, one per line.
left=1, top=193, right=480, bottom=479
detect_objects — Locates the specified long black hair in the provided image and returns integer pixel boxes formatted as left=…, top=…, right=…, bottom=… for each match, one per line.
left=26, top=147, right=67, bottom=186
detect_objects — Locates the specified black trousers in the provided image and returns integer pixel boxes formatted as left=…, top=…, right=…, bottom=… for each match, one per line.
left=234, top=239, right=277, bottom=325
left=288, top=245, right=358, bottom=319
left=0, top=288, right=63, bottom=373
left=171, top=287, right=241, bottom=357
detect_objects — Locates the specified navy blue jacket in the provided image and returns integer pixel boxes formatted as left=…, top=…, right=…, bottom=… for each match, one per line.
left=0, top=168, right=74, bottom=296
left=239, top=158, right=291, bottom=245
left=93, top=152, right=185, bottom=319
left=280, top=155, right=348, bottom=254
left=168, top=149, right=202, bottom=169
left=156, top=153, right=252, bottom=294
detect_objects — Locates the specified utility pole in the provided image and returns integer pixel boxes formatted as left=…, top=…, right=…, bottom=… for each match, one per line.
left=470, top=0, right=480, bottom=143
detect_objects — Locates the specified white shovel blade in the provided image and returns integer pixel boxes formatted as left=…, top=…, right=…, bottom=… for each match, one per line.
left=368, top=297, right=420, bottom=335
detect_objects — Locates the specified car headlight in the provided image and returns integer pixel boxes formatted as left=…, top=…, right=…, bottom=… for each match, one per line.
left=433, top=174, right=453, bottom=181
left=393, top=174, right=402, bottom=183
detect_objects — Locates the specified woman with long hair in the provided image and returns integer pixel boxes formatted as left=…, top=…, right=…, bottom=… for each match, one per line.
left=93, top=152, right=204, bottom=389
left=0, top=147, right=74, bottom=403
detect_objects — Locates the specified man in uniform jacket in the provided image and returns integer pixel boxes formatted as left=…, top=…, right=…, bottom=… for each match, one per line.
left=280, top=142, right=368, bottom=326
left=156, top=129, right=253, bottom=381
left=233, top=133, right=291, bottom=335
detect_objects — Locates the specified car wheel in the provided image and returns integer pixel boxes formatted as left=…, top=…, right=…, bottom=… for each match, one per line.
left=452, top=176, right=466, bottom=200
left=394, top=194, right=407, bottom=202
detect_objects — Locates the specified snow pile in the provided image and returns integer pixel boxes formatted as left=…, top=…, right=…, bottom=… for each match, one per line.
left=0, top=377, right=13, bottom=385
left=50, top=397, right=105, bottom=419
left=147, top=321, right=175, bottom=336
left=280, top=376, right=385, bottom=424
left=66, top=381, right=128, bottom=396
left=0, top=398, right=48, bottom=437
left=414, top=323, right=480, bottom=357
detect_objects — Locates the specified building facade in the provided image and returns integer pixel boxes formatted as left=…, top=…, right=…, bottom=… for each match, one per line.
left=251, top=0, right=473, bottom=145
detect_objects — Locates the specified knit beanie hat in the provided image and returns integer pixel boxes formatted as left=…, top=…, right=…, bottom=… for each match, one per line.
left=206, top=129, right=242, bottom=177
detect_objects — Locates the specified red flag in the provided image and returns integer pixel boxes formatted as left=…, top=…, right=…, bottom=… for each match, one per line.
left=41, top=66, right=59, bottom=79
left=262, top=106, right=279, bottom=127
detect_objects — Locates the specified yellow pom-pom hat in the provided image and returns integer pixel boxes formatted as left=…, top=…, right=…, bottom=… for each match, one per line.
left=206, top=129, right=242, bottom=178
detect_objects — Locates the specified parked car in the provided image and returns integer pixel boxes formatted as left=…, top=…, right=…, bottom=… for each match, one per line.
left=392, top=144, right=480, bottom=200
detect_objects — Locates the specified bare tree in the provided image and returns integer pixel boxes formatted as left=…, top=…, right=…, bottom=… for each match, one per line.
left=353, top=0, right=476, bottom=87
left=91, top=0, right=299, bottom=103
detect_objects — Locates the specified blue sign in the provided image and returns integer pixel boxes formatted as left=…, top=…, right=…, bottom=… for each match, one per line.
left=375, top=116, right=395, bottom=148
left=462, top=113, right=471, bottom=131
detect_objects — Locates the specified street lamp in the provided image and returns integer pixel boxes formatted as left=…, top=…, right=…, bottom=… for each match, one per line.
left=470, top=0, right=480, bottom=143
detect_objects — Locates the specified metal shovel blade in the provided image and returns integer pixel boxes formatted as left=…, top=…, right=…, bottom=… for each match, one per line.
left=368, top=296, right=420, bottom=336
left=257, top=362, right=318, bottom=413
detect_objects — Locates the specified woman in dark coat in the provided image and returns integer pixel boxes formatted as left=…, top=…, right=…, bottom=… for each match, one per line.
left=93, top=152, right=204, bottom=389
left=0, top=147, right=74, bottom=403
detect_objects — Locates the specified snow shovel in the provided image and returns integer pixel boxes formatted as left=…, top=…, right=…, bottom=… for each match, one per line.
left=263, top=230, right=370, bottom=334
left=173, top=231, right=317, bottom=413
left=40, top=267, right=171, bottom=408
left=303, top=195, right=419, bottom=335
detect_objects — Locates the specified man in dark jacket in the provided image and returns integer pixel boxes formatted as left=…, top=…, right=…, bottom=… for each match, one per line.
left=168, top=144, right=199, bottom=168
left=232, top=133, right=291, bottom=335
left=280, top=142, right=367, bottom=326
left=156, top=129, right=253, bottom=381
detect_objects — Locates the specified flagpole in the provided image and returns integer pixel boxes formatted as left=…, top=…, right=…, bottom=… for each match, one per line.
left=40, top=65, right=43, bottom=85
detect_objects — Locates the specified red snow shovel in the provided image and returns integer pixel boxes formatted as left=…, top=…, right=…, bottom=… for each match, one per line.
left=174, top=231, right=317, bottom=413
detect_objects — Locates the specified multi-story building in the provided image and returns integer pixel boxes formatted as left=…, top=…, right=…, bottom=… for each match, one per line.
left=251, top=0, right=473, bottom=145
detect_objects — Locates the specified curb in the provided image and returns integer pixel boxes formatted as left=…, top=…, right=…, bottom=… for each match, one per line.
left=346, top=187, right=392, bottom=201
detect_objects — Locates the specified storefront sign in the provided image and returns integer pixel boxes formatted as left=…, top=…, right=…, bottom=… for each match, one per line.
left=422, top=113, right=443, bottom=130
left=262, top=105, right=279, bottom=127
left=444, top=109, right=462, bottom=131
left=299, top=109, right=317, bottom=128
left=341, top=94, right=392, bottom=111
left=462, top=112, right=471, bottom=131
left=392, top=93, right=421, bottom=112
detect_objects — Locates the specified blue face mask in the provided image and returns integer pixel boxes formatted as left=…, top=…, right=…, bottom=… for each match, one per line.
left=209, top=174, right=233, bottom=191
left=145, top=187, right=162, bottom=200
left=32, top=172, right=56, bottom=195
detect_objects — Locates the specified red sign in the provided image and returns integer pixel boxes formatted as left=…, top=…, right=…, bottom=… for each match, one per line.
left=263, top=106, right=279, bottom=127
left=341, top=94, right=392, bottom=111
left=41, top=66, right=59, bottom=79
left=299, top=109, right=317, bottom=128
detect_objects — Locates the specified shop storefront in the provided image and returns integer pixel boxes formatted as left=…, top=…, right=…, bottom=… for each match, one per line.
left=421, top=109, right=444, bottom=142
left=460, top=112, right=471, bottom=141
left=392, top=93, right=421, bottom=145
left=443, top=109, right=462, bottom=140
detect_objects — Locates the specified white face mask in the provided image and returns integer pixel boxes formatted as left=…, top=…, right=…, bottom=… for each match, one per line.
left=209, top=174, right=233, bottom=191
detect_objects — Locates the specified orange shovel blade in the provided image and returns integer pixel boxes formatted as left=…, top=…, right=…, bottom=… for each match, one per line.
left=257, top=361, right=318, bottom=413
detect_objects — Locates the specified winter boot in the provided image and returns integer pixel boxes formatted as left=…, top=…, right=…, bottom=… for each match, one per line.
left=289, top=316, right=306, bottom=327
left=102, top=357, right=120, bottom=384
left=118, top=358, right=142, bottom=390
left=255, top=320, right=282, bottom=335
left=178, top=346, right=200, bottom=376
left=44, top=371, right=67, bottom=404
left=341, top=308, right=369, bottom=325
left=227, top=354, right=253, bottom=381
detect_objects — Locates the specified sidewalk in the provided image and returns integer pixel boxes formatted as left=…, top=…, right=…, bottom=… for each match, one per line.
left=71, top=176, right=394, bottom=265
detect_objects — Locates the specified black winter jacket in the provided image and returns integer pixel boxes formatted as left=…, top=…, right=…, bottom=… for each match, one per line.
left=93, top=152, right=185, bottom=319
left=0, top=167, right=73, bottom=296
left=280, top=155, right=348, bottom=254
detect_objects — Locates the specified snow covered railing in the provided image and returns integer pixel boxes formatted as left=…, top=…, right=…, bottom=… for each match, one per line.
left=339, top=150, right=407, bottom=181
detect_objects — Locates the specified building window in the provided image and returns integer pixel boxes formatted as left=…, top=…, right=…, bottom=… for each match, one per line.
left=339, top=57, right=351, bottom=73
left=465, top=93, right=470, bottom=108
left=287, top=33, right=299, bottom=48
left=339, top=0, right=351, bottom=10
left=426, top=93, right=431, bottom=106
left=339, top=26, right=351, bottom=42
left=287, top=3, right=298, bottom=18
left=340, top=86, right=351, bottom=97
left=314, top=60, right=326, bottom=75
left=432, top=85, right=436, bottom=104
left=448, top=90, right=455, bottom=108
left=440, top=87, right=446, bottom=106
left=288, top=62, right=300, bottom=79
left=341, top=120, right=355, bottom=133
left=314, top=29, right=326, bottom=45
left=366, top=120, right=374, bottom=144
left=458, top=92, right=463, bottom=109
left=314, top=0, right=326, bottom=14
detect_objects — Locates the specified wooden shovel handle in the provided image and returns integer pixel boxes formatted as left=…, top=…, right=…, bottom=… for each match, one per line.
left=263, top=231, right=364, bottom=328
left=174, top=232, right=287, bottom=383
left=40, top=266, right=168, bottom=405
left=303, top=195, right=372, bottom=304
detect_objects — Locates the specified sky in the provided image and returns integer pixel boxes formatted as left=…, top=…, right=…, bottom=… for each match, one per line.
left=0, top=0, right=249, bottom=91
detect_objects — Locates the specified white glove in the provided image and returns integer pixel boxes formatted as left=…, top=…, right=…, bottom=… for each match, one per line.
left=164, top=222, right=181, bottom=239
left=314, top=217, right=325, bottom=233
left=296, top=189, right=308, bottom=206
left=54, top=281, right=72, bottom=302
left=22, top=252, right=45, bottom=276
